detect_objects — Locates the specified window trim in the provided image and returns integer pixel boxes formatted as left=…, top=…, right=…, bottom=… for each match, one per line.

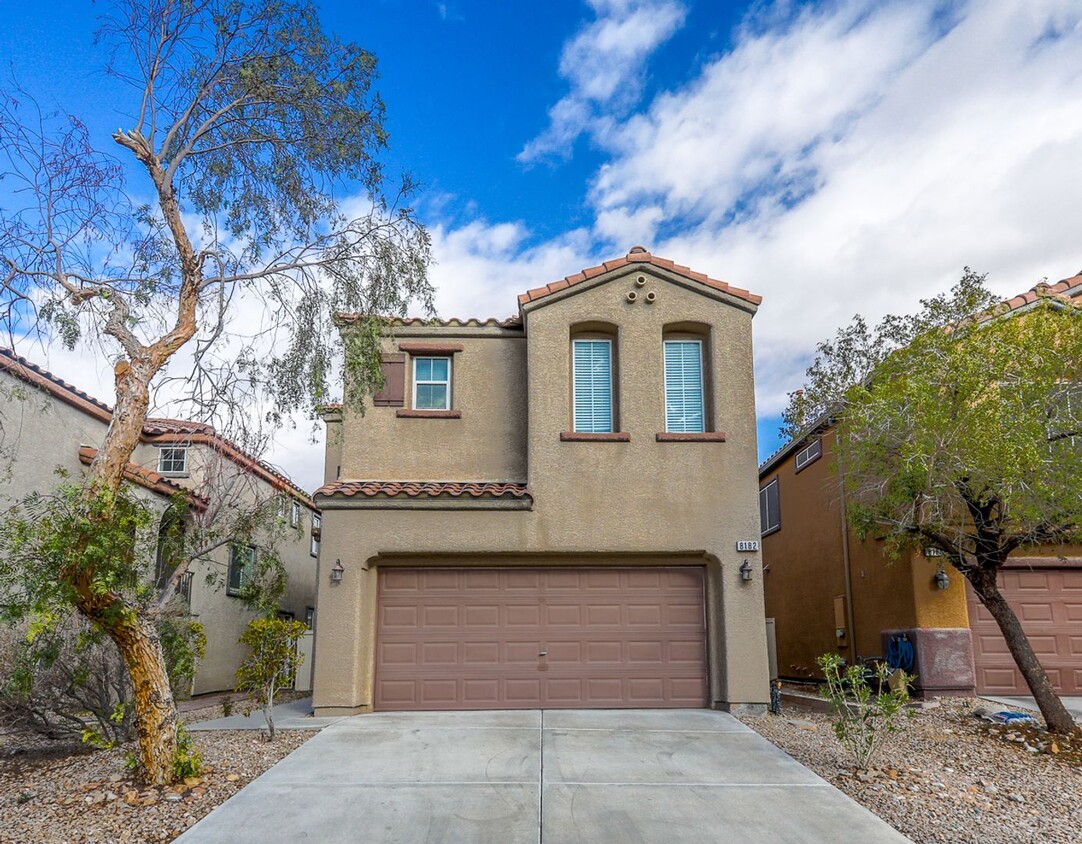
left=760, top=477, right=781, bottom=536
left=157, top=446, right=188, bottom=476
left=412, top=356, right=452, bottom=411
left=227, top=544, right=256, bottom=597
left=663, top=338, right=706, bottom=434
left=794, top=439, right=823, bottom=473
left=571, top=337, right=615, bottom=434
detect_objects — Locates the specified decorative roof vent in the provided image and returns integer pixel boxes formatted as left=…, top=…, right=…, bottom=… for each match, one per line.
left=628, top=245, right=648, bottom=255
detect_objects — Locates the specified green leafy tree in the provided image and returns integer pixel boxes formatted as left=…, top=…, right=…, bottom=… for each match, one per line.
left=787, top=271, right=1082, bottom=734
left=0, top=0, right=432, bottom=783
left=235, top=617, right=308, bottom=742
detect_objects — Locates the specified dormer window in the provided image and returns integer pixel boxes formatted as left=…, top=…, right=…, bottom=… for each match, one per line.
left=157, top=446, right=188, bottom=476
left=413, top=357, right=452, bottom=410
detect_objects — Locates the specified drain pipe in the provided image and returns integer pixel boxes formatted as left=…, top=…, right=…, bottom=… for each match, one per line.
left=836, top=442, right=858, bottom=665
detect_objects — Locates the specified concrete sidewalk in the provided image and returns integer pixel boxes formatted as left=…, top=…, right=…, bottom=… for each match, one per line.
left=177, top=709, right=911, bottom=843
left=185, top=697, right=346, bottom=732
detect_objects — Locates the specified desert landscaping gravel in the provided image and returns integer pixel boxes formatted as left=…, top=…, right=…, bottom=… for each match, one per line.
left=0, top=698, right=310, bottom=844
left=741, top=697, right=1082, bottom=844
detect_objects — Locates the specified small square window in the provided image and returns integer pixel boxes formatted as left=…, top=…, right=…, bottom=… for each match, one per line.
left=227, top=545, right=256, bottom=596
left=413, top=357, right=451, bottom=410
left=158, top=447, right=188, bottom=475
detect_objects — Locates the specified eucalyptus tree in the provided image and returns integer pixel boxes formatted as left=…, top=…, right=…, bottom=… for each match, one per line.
left=0, top=0, right=432, bottom=783
left=786, top=271, right=1082, bottom=734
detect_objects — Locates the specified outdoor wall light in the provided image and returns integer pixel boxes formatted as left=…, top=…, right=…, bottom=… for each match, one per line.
left=739, top=559, right=753, bottom=582
left=934, top=565, right=950, bottom=591
left=330, top=559, right=345, bottom=583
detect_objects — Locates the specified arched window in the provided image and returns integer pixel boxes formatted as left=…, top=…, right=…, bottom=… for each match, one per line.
left=662, top=323, right=712, bottom=434
left=154, top=508, right=186, bottom=592
left=570, top=322, right=619, bottom=433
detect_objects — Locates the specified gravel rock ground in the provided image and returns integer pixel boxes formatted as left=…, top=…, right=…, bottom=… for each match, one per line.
left=740, top=698, right=1082, bottom=844
left=0, top=712, right=310, bottom=843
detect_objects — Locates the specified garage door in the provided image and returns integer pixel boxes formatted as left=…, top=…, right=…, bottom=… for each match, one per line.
left=968, top=568, right=1082, bottom=695
left=374, top=566, right=708, bottom=711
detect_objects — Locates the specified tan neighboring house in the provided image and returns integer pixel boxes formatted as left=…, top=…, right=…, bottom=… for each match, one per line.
left=758, top=275, right=1082, bottom=698
left=0, top=349, right=320, bottom=695
left=311, top=247, right=770, bottom=715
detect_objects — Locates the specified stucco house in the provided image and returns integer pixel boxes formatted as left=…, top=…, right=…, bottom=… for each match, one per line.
left=758, top=275, right=1082, bottom=698
left=311, top=247, right=770, bottom=715
left=0, top=349, right=320, bottom=694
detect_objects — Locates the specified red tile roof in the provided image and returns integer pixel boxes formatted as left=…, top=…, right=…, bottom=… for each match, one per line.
left=77, top=446, right=209, bottom=510
left=1, top=348, right=315, bottom=509
left=1000, top=275, right=1082, bottom=314
left=336, top=315, right=523, bottom=329
left=315, top=480, right=531, bottom=500
left=517, top=246, right=762, bottom=309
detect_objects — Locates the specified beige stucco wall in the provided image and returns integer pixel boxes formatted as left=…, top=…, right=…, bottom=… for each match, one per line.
left=338, top=329, right=527, bottom=481
left=0, top=374, right=111, bottom=504
left=314, top=265, right=769, bottom=714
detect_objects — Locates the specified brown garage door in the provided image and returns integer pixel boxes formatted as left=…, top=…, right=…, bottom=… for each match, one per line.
left=375, top=566, right=708, bottom=711
left=968, top=567, right=1082, bottom=695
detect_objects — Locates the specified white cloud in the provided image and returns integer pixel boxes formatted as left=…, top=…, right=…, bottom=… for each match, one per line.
left=434, top=0, right=1082, bottom=440
left=518, top=0, right=688, bottom=163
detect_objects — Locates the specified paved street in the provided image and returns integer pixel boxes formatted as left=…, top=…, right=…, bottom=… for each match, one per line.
left=177, top=709, right=910, bottom=843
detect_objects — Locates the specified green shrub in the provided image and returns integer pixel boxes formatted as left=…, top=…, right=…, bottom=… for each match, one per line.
left=817, top=652, right=915, bottom=770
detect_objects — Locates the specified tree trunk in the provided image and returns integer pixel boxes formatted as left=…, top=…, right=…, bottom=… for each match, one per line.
left=111, top=613, right=179, bottom=785
left=969, top=569, right=1076, bottom=734
left=265, top=680, right=276, bottom=742
left=76, top=358, right=183, bottom=783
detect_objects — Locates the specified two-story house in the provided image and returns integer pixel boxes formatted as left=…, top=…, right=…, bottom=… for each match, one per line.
left=758, top=275, right=1082, bottom=699
left=0, top=349, right=320, bottom=694
left=311, top=247, right=770, bottom=714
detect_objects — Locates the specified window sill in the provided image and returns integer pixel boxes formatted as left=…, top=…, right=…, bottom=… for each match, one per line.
left=656, top=432, right=726, bottom=442
left=560, top=432, right=631, bottom=442
left=158, top=471, right=190, bottom=478
left=396, top=409, right=462, bottom=419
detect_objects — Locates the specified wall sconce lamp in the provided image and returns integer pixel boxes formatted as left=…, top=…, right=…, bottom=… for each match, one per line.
left=739, top=559, right=753, bottom=582
left=934, top=565, right=950, bottom=591
left=330, top=559, right=345, bottom=583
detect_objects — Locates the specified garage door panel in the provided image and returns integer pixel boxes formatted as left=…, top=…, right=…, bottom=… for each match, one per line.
left=968, top=567, right=1080, bottom=695
left=374, top=566, right=708, bottom=711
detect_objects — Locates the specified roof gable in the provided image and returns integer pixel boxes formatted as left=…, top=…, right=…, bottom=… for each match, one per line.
left=517, top=246, right=762, bottom=314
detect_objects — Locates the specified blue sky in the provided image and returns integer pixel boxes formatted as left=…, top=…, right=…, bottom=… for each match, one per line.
left=4, top=1, right=1082, bottom=489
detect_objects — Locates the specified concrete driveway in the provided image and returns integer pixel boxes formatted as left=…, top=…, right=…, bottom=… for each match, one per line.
left=177, top=709, right=910, bottom=843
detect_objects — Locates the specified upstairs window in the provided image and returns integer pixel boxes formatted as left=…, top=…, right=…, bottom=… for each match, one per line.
left=413, top=357, right=451, bottom=410
left=572, top=339, right=613, bottom=433
left=158, top=446, right=188, bottom=475
left=664, top=340, right=705, bottom=433
left=794, top=439, right=822, bottom=472
left=290, top=500, right=302, bottom=528
left=760, top=478, right=780, bottom=536
left=228, top=545, right=256, bottom=596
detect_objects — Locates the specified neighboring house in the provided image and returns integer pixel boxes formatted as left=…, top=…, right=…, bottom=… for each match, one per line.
left=0, top=349, right=320, bottom=695
left=312, top=246, right=769, bottom=715
left=758, top=275, right=1082, bottom=698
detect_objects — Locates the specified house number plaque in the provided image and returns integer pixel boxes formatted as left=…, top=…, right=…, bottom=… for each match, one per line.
left=736, top=540, right=760, bottom=552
